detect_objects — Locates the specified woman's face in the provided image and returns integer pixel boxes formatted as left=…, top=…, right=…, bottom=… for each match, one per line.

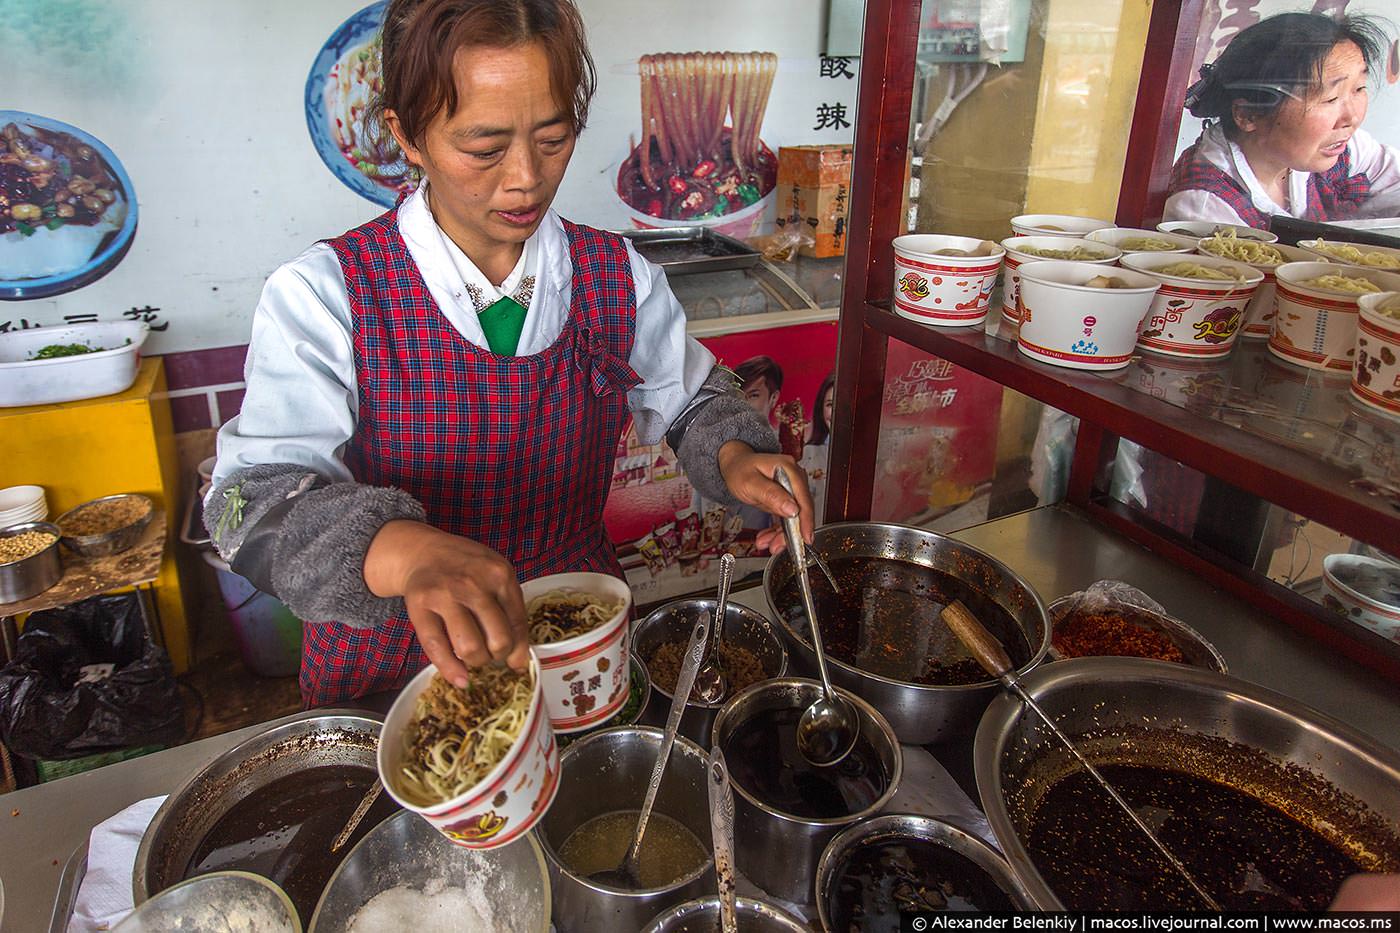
left=821, top=385, right=835, bottom=428
left=388, top=41, right=575, bottom=263
left=1239, top=40, right=1369, bottom=175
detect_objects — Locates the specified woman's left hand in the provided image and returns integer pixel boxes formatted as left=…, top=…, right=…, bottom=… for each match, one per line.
left=717, top=441, right=815, bottom=554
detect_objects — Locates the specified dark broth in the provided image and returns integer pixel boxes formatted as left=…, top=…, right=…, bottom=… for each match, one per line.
left=830, top=837, right=1016, bottom=930
left=775, top=556, right=1030, bottom=686
left=557, top=809, right=709, bottom=889
left=722, top=706, right=888, bottom=819
left=183, top=764, right=397, bottom=924
left=1027, top=764, right=1363, bottom=910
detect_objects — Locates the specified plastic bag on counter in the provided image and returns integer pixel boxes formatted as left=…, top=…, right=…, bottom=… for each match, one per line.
left=1046, top=580, right=1225, bottom=670
left=0, top=593, right=184, bottom=760
left=1053, top=580, right=1168, bottom=618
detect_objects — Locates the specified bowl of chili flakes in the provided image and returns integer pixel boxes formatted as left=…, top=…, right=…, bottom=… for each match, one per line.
left=1046, top=586, right=1227, bottom=673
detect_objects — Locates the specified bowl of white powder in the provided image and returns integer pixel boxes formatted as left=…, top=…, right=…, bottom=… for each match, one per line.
left=308, top=810, right=551, bottom=932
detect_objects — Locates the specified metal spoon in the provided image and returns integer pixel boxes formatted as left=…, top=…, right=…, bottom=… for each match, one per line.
left=707, top=746, right=739, bottom=933
left=330, top=779, right=383, bottom=854
left=590, top=613, right=711, bottom=888
left=773, top=465, right=858, bottom=768
left=939, top=600, right=1222, bottom=910
left=693, top=553, right=735, bottom=704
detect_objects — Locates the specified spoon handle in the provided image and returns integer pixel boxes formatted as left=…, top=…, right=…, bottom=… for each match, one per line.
left=774, top=466, right=837, bottom=700
left=709, top=553, right=735, bottom=658
left=625, top=613, right=710, bottom=874
left=940, top=600, right=1013, bottom=678
left=708, top=746, right=739, bottom=933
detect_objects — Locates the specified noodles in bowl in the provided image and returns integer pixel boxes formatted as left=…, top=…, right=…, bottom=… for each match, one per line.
left=528, top=589, right=627, bottom=645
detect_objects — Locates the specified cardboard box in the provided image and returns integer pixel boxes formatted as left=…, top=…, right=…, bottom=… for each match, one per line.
left=775, top=145, right=853, bottom=258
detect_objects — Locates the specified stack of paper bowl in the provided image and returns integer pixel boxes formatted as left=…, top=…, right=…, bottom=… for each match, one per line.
left=1194, top=240, right=1321, bottom=339
left=999, top=236, right=1121, bottom=326
left=1084, top=227, right=1198, bottom=255
left=1271, top=263, right=1400, bottom=372
left=1297, top=238, right=1400, bottom=271
left=1353, top=292, right=1400, bottom=418
left=1014, top=260, right=1161, bottom=371
left=1009, top=214, right=1115, bottom=238
left=1120, top=252, right=1263, bottom=359
left=891, top=234, right=1004, bottom=328
left=1156, top=220, right=1277, bottom=243
left=0, top=485, right=47, bottom=529
left=1322, top=554, right=1400, bottom=644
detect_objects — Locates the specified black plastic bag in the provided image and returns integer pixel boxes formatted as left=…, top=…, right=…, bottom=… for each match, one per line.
left=0, top=593, right=184, bottom=760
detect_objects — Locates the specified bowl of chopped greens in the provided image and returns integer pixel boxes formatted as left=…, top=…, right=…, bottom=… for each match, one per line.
left=0, top=320, right=149, bottom=407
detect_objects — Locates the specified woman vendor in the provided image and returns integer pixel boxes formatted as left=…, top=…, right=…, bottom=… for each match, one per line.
left=1164, top=12, right=1400, bottom=228
left=204, top=0, right=812, bottom=707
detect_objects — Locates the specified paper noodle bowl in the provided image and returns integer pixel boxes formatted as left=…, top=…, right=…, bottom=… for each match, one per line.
left=1194, top=241, right=1320, bottom=339
left=1271, top=263, right=1400, bottom=372
left=1008, top=214, right=1115, bottom=238
left=523, top=571, right=634, bottom=733
left=1353, top=292, right=1400, bottom=417
left=379, top=655, right=558, bottom=850
left=1296, top=238, right=1400, bottom=270
left=1000, top=236, right=1121, bottom=324
left=1084, top=227, right=1199, bottom=255
left=1156, top=220, right=1278, bottom=243
left=892, top=234, right=1004, bottom=327
left=1119, top=252, right=1263, bottom=359
left=1014, top=260, right=1160, bottom=371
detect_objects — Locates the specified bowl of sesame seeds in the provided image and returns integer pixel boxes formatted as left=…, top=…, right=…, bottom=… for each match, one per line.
left=0, top=520, right=62, bottom=603
left=55, top=493, right=153, bottom=558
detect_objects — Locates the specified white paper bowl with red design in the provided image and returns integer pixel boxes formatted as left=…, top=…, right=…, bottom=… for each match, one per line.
left=1009, top=214, right=1114, bottom=238
left=1119, top=252, right=1263, bottom=359
left=1194, top=241, right=1320, bottom=339
left=1014, top=260, right=1160, bottom=371
left=1322, top=554, right=1400, bottom=644
left=1156, top=220, right=1278, bottom=243
left=522, top=571, right=633, bottom=733
left=1083, top=227, right=1199, bottom=255
left=1271, top=263, right=1400, bottom=372
left=999, top=236, right=1121, bottom=324
left=1353, top=292, right=1400, bottom=417
left=379, top=655, right=559, bottom=849
left=891, top=234, right=1004, bottom=327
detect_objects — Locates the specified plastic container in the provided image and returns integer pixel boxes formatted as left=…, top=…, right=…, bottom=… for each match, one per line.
left=891, top=234, right=1004, bottom=327
left=0, top=321, right=149, bottom=407
left=200, top=550, right=303, bottom=677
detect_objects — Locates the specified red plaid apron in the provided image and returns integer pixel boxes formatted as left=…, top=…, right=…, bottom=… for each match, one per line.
left=1167, top=142, right=1372, bottom=227
left=300, top=211, right=640, bottom=707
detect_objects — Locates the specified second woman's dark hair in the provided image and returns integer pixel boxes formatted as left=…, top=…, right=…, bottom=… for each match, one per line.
left=809, top=372, right=836, bottom=447
left=1186, top=12, right=1388, bottom=138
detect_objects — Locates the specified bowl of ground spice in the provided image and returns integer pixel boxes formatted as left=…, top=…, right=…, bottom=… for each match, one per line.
left=56, top=493, right=154, bottom=557
left=1047, top=585, right=1226, bottom=673
left=0, top=520, right=62, bottom=602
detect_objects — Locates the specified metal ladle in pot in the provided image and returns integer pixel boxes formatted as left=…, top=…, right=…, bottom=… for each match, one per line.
left=774, top=465, right=858, bottom=768
left=707, top=746, right=740, bottom=933
left=939, top=600, right=1223, bottom=910
left=693, top=553, right=735, bottom=705
left=591, top=613, right=711, bottom=888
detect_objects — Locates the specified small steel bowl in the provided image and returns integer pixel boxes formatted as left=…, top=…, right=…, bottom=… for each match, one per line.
left=1046, top=596, right=1228, bottom=673
left=0, top=520, right=62, bottom=603
left=641, top=895, right=809, bottom=932
left=56, top=493, right=154, bottom=558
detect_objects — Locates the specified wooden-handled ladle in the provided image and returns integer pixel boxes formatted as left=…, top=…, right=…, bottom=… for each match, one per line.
left=939, top=600, right=1222, bottom=910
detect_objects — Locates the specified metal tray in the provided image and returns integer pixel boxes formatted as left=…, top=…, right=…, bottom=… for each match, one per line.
left=617, top=226, right=761, bottom=276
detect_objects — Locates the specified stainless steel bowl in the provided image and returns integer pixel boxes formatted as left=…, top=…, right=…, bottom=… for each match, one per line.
left=711, top=678, right=902, bottom=905
left=633, top=596, right=788, bottom=746
left=763, top=522, right=1050, bottom=744
left=56, top=493, right=154, bottom=558
left=133, top=712, right=384, bottom=907
left=1046, top=596, right=1228, bottom=672
left=974, top=657, right=1400, bottom=909
left=538, top=726, right=715, bottom=933
left=815, top=814, right=1031, bottom=927
left=642, top=895, right=810, bottom=932
left=0, top=520, right=62, bottom=603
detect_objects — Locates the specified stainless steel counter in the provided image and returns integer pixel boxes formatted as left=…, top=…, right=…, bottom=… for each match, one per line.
left=5, top=504, right=1399, bottom=931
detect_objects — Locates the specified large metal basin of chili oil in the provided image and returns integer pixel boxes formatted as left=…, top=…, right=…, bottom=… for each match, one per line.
left=134, top=712, right=395, bottom=928
left=762, top=522, right=1050, bottom=744
left=974, top=657, right=1400, bottom=910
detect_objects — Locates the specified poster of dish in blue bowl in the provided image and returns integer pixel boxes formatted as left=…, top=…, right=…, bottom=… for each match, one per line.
left=305, top=1, right=415, bottom=208
left=0, top=112, right=139, bottom=301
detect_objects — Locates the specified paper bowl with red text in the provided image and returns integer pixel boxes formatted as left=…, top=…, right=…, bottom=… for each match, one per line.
left=1194, top=241, right=1320, bottom=339
left=379, top=655, right=558, bottom=849
left=1014, top=260, right=1160, bottom=371
left=1271, top=263, right=1400, bottom=372
left=892, top=234, right=1004, bottom=327
left=1353, top=292, right=1400, bottom=418
left=1119, top=252, right=1263, bottom=359
left=999, top=236, right=1121, bottom=324
left=1009, top=214, right=1115, bottom=238
left=522, top=572, right=633, bottom=734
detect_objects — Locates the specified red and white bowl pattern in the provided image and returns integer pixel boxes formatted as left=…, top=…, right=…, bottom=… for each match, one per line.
left=1192, top=241, right=1319, bottom=339
left=522, top=572, right=634, bottom=733
left=1120, top=253, right=1262, bottom=359
left=1353, top=292, right=1400, bottom=417
left=1271, top=263, right=1400, bottom=372
left=891, top=234, right=1004, bottom=328
left=999, top=236, right=1121, bottom=324
left=379, top=656, right=559, bottom=849
left=1014, top=260, right=1160, bottom=371
left=1323, top=554, right=1400, bottom=644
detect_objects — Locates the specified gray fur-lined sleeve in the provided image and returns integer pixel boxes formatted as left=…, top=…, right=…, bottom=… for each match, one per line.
left=204, top=463, right=426, bottom=629
left=674, top=367, right=780, bottom=507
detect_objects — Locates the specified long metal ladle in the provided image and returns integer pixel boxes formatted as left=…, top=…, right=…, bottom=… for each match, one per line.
left=707, top=746, right=740, bottom=933
left=590, top=613, right=711, bottom=888
left=693, top=553, right=735, bottom=704
left=939, top=600, right=1222, bottom=910
left=774, top=465, right=858, bottom=768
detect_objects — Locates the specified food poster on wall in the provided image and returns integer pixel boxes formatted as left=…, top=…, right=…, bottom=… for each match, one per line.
left=603, top=320, right=838, bottom=606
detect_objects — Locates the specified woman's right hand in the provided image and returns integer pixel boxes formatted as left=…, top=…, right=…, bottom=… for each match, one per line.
left=364, top=519, right=530, bottom=688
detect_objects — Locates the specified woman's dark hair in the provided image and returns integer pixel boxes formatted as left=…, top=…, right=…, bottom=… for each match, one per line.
left=808, top=372, right=836, bottom=447
left=1185, top=12, right=1388, bottom=139
left=369, top=0, right=596, bottom=150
